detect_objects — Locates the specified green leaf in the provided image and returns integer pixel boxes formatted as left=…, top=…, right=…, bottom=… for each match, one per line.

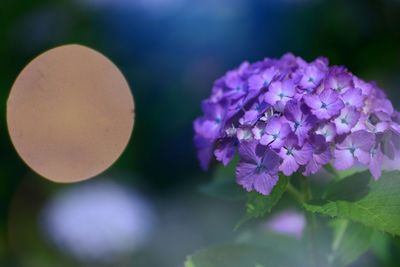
left=324, top=164, right=364, bottom=180
left=336, top=168, right=363, bottom=180
left=328, top=219, right=373, bottom=266
left=370, top=231, right=391, bottom=262
left=199, top=157, right=246, bottom=201
left=304, top=171, right=400, bottom=236
left=185, top=231, right=309, bottom=267
left=236, top=175, right=289, bottom=228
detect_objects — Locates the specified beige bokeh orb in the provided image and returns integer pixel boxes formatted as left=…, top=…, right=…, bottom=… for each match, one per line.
left=7, top=44, right=135, bottom=183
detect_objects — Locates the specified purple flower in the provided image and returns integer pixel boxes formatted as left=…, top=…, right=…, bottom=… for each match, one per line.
left=239, top=101, right=269, bottom=126
left=353, top=113, right=390, bottom=133
left=381, top=128, right=400, bottom=159
left=225, top=97, right=246, bottom=121
left=304, top=134, right=331, bottom=175
left=248, top=67, right=278, bottom=92
left=236, top=141, right=281, bottom=195
left=324, top=67, right=353, bottom=94
left=264, top=79, right=296, bottom=107
left=334, top=107, right=360, bottom=135
left=214, top=138, right=237, bottom=166
left=284, top=100, right=316, bottom=144
left=353, top=77, right=373, bottom=95
left=194, top=134, right=213, bottom=170
left=259, top=117, right=291, bottom=149
left=195, top=53, right=400, bottom=193
left=369, top=144, right=384, bottom=180
left=298, top=62, right=326, bottom=92
left=225, top=69, right=245, bottom=89
left=252, top=121, right=266, bottom=140
left=278, top=134, right=312, bottom=176
left=366, top=98, right=394, bottom=116
left=334, top=130, right=375, bottom=170
left=195, top=101, right=226, bottom=139
left=224, top=70, right=247, bottom=100
left=304, top=89, right=344, bottom=119
left=342, top=87, right=363, bottom=108
left=315, top=123, right=336, bottom=142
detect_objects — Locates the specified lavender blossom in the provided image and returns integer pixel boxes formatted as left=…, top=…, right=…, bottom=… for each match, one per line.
left=248, top=67, right=277, bottom=92
left=259, top=117, right=291, bottom=149
left=304, top=134, right=331, bottom=175
left=284, top=100, right=316, bottom=145
left=236, top=141, right=281, bottom=195
left=304, top=89, right=344, bottom=119
left=333, top=106, right=360, bottom=134
left=264, top=79, right=296, bottom=108
left=333, top=130, right=375, bottom=170
left=194, top=53, right=400, bottom=194
left=278, top=134, right=312, bottom=176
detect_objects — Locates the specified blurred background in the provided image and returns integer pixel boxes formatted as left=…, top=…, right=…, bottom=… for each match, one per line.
left=1, top=0, right=400, bottom=266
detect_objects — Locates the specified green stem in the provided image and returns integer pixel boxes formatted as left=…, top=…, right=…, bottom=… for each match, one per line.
left=324, top=164, right=340, bottom=179
left=301, top=176, right=320, bottom=267
left=301, top=175, right=312, bottom=201
left=287, top=183, right=304, bottom=203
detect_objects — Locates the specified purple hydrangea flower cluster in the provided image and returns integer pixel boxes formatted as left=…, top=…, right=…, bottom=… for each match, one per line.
left=194, top=53, right=400, bottom=195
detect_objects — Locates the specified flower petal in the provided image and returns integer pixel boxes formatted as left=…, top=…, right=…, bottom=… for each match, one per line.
left=253, top=173, right=279, bottom=195
left=236, top=162, right=256, bottom=191
left=334, top=149, right=355, bottom=170
left=279, top=153, right=299, bottom=176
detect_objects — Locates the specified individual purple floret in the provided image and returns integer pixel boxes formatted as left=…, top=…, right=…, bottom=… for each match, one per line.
left=194, top=53, right=400, bottom=195
left=236, top=141, right=281, bottom=195
left=264, top=80, right=296, bottom=109
left=278, top=134, right=312, bottom=176
left=333, top=130, right=375, bottom=170
left=304, top=89, right=344, bottom=119
left=259, top=117, right=291, bottom=149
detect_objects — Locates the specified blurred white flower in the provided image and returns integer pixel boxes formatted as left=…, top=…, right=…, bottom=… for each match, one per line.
left=41, top=179, right=156, bottom=262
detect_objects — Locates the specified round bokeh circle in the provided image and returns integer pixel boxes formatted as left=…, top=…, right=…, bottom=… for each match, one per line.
left=7, top=44, right=134, bottom=183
